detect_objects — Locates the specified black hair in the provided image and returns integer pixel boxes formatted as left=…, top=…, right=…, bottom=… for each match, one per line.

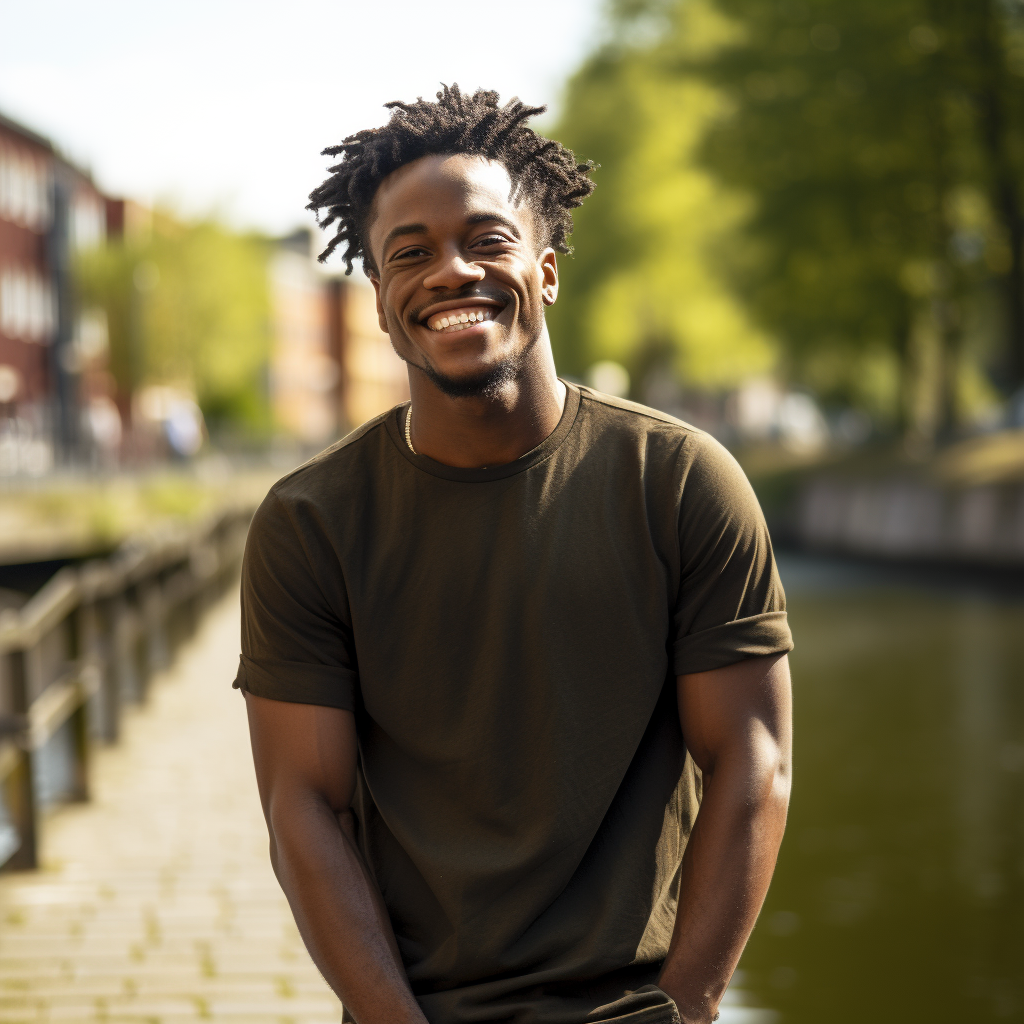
left=307, top=84, right=596, bottom=276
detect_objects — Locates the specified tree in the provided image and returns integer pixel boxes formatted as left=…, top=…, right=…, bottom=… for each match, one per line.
left=549, top=0, right=776, bottom=395
left=698, top=0, right=1024, bottom=436
left=78, top=213, right=272, bottom=438
left=950, top=0, right=1024, bottom=393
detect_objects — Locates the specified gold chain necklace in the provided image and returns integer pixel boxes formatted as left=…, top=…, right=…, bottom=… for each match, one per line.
left=404, top=406, right=417, bottom=455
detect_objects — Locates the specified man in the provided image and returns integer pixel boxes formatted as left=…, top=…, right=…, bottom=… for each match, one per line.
left=237, top=86, right=792, bottom=1024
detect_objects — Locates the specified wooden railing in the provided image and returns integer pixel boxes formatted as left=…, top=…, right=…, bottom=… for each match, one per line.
left=0, top=506, right=253, bottom=872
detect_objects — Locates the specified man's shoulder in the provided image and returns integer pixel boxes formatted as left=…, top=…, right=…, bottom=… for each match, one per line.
left=576, top=385, right=745, bottom=480
left=263, top=406, right=399, bottom=509
left=576, top=386, right=718, bottom=453
left=577, top=386, right=699, bottom=434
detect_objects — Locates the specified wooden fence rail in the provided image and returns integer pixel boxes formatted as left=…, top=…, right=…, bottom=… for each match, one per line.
left=0, top=505, right=253, bottom=872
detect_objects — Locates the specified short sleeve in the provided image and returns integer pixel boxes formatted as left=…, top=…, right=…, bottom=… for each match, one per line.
left=672, top=432, right=793, bottom=675
left=233, top=488, right=359, bottom=710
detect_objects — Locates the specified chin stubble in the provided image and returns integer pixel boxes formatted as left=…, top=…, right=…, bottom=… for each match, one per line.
left=417, top=355, right=521, bottom=399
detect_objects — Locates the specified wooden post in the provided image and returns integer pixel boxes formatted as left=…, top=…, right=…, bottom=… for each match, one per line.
left=66, top=608, right=89, bottom=804
left=1, top=648, right=37, bottom=871
left=67, top=694, right=89, bottom=803
left=113, top=592, right=143, bottom=704
left=140, top=579, right=168, bottom=677
left=78, top=592, right=118, bottom=744
left=95, top=597, right=119, bottom=744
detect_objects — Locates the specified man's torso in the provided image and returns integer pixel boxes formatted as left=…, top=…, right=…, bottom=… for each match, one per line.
left=237, top=383, right=790, bottom=1023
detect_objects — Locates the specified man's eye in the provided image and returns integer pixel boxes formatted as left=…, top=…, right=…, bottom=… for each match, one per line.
left=392, top=247, right=428, bottom=260
left=474, top=234, right=509, bottom=247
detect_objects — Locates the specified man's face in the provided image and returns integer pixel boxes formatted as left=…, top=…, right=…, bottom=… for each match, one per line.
left=367, top=154, right=558, bottom=397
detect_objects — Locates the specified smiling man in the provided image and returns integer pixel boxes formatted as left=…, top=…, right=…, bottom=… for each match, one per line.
left=236, top=87, right=793, bottom=1024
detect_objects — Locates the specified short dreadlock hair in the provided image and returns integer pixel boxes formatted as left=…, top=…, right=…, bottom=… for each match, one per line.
left=307, top=85, right=596, bottom=276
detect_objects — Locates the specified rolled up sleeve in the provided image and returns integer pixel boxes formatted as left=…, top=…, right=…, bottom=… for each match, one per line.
left=233, top=488, right=359, bottom=711
left=672, top=433, right=793, bottom=676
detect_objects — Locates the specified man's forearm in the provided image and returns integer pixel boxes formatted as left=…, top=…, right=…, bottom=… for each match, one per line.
left=270, top=796, right=427, bottom=1024
left=659, top=749, right=790, bottom=1024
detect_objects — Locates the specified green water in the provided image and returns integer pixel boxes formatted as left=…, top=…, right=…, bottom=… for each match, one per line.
left=736, top=556, right=1024, bottom=1023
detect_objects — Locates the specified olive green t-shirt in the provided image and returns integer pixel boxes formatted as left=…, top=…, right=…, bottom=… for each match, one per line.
left=234, top=383, right=792, bottom=1024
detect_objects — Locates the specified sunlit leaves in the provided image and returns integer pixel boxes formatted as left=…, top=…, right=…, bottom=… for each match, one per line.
left=76, top=215, right=271, bottom=436
left=550, top=0, right=775, bottom=389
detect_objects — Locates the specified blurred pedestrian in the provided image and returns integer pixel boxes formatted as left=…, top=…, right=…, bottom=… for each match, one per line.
left=237, top=86, right=793, bottom=1024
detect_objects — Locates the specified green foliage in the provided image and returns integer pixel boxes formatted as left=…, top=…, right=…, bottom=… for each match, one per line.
left=77, top=214, right=272, bottom=437
left=697, top=0, right=1024, bottom=431
left=553, top=0, right=1024, bottom=436
left=549, top=0, right=776, bottom=391
left=74, top=243, right=136, bottom=394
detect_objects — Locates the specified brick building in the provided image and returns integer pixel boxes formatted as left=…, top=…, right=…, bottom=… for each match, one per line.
left=268, top=229, right=408, bottom=447
left=0, top=110, right=107, bottom=472
left=2, top=110, right=408, bottom=470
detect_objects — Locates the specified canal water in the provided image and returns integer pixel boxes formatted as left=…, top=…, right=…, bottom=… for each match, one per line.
left=733, top=554, right=1024, bottom=1023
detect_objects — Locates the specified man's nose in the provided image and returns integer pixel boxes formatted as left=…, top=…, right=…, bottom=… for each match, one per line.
left=422, top=249, right=486, bottom=290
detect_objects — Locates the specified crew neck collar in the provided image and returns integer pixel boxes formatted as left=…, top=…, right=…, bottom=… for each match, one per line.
left=385, top=381, right=582, bottom=482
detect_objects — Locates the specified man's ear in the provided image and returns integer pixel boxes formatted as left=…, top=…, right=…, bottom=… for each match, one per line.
left=370, top=275, right=389, bottom=334
left=540, top=249, right=558, bottom=306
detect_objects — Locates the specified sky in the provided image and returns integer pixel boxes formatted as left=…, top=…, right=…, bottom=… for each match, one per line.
left=0, top=0, right=605, bottom=237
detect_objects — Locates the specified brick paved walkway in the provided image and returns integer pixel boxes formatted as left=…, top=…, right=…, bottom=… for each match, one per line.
left=0, top=591, right=342, bottom=1024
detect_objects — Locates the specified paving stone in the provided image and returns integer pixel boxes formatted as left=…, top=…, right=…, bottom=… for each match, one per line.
left=0, top=593, right=342, bottom=1024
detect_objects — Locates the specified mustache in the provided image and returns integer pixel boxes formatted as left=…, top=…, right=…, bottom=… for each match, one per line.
left=410, top=286, right=512, bottom=323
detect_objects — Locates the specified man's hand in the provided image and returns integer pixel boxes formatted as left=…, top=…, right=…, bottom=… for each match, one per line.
left=660, top=654, right=793, bottom=1024
left=244, top=693, right=428, bottom=1024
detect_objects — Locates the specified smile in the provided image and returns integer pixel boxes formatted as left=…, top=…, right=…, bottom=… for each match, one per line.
left=425, top=306, right=497, bottom=333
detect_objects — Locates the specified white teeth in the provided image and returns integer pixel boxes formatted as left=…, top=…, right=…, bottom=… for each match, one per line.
left=428, top=308, right=494, bottom=331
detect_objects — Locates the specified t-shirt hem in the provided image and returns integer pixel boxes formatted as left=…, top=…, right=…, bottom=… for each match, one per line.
left=673, top=610, right=793, bottom=675
left=587, top=1005, right=681, bottom=1023
left=233, top=654, right=358, bottom=711
left=624, top=1009, right=681, bottom=1024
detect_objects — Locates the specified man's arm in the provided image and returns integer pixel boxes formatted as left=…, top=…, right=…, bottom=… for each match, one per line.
left=244, top=692, right=427, bottom=1024
left=660, top=653, right=793, bottom=1024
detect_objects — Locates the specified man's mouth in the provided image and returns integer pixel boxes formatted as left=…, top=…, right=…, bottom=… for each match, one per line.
left=424, top=306, right=498, bottom=334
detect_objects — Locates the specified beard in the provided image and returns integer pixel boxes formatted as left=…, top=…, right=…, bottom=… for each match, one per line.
left=416, top=353, right=521, bottom=399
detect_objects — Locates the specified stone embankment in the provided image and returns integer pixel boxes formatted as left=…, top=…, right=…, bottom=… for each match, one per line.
left=774, top=430, right=1024, bottom=567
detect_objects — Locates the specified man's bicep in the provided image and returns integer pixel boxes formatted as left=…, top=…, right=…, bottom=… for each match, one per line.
left=676, top=653, right=792, bottom=775
left=245, top=692, right=358, bottom=815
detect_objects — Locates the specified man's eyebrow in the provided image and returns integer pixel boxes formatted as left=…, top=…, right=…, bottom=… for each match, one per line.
left=466, top=212, right=521, bottom=238
left=382, top=223, right=428, bottom=255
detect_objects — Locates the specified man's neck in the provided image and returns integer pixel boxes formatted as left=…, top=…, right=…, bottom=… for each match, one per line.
left=406, top=347, right=566, bottom=470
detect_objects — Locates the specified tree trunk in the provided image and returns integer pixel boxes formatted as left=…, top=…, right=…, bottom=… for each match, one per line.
left=970, top=0, right=1024, bottom=391
left=937, top=297, right=964, bottom=438
left=895, top=297, right=915, bottom=439
left=1003, top=198, right=1024, bottom=390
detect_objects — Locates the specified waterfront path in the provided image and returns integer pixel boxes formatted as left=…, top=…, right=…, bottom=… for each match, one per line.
left=0, top=590, right=342, bottom=1024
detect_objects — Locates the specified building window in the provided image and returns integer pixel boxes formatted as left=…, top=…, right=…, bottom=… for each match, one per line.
left=0, top=266, right=56, bottom=343
left=0, top=144, right=52, bottom=233
left=72, top=193, right=105, bottom=250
